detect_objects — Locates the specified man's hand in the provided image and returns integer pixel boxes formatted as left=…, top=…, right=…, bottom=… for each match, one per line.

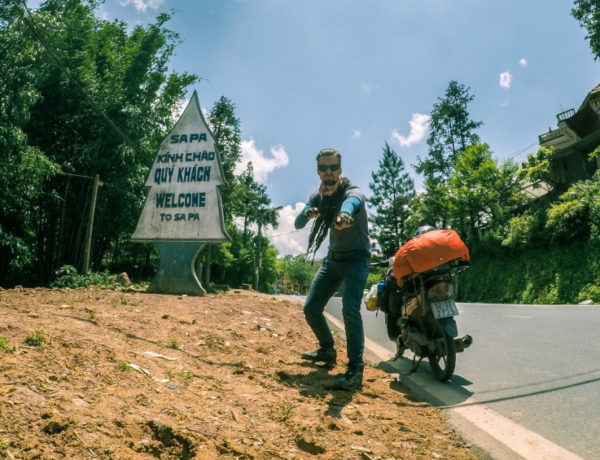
left=303, top=207, right=321, bottom=220
left=334, top=212, right=353, bottom=230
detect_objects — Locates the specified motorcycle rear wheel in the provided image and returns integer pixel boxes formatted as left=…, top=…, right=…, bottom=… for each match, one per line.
left=428, top=329, right=456, bottom=381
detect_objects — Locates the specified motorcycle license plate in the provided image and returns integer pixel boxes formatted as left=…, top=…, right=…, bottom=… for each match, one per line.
left=431, top=300, right=459, bottom=319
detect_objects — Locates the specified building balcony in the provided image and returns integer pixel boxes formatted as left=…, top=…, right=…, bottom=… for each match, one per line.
left=538, top=129, right=565, bottom=145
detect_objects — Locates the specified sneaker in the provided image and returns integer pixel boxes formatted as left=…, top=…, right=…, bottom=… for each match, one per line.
left=333, top=365, right=364, bottom=391
left=300, top=348, right=337, bottom=367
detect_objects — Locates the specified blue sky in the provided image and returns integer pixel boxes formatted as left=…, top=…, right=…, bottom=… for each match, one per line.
left=33, top=0, right=600, bottom=255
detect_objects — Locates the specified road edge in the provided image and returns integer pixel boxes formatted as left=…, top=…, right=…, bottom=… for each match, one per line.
left=323, top=310, right=584, bottom=460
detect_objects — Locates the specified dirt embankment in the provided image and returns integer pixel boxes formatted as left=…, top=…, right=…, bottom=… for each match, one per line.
left=0, top=286, right=477, bottom=459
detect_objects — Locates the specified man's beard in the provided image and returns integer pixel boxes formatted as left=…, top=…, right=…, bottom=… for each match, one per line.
left=322, top=178, right=337, bottom=186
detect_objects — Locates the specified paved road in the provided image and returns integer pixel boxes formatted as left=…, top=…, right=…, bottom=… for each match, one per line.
left=324, top=299, right=600, bottom=459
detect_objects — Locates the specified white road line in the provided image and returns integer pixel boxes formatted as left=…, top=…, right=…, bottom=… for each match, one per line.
left=323, top=310, right=584, bottom=460
left=450, top=404, right=584, bottom=460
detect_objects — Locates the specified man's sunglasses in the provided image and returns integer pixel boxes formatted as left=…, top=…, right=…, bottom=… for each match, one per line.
left=317, top=164, right=341, bottom=172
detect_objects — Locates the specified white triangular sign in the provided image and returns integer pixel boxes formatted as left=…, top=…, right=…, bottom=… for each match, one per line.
left=132, top=91, right=230, bottom=242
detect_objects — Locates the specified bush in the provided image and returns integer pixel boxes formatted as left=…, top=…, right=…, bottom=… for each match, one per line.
left=50, top=265, right=111, bottom=289
left=366, top=270, right=385, bottom=289
left=577, top=283, right=600, bottom=303
left=24, top=330, right=46, bottom=347
left=0, top=337, right=14, bottom=352
left=463, top=239, right=600, bottom=304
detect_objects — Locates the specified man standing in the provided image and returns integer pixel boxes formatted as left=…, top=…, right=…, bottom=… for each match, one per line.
left=295, top=148, right=370, bottom=391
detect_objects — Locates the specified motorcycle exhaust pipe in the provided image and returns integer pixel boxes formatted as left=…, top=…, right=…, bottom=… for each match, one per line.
left=454, top=335, right=473, bottom=352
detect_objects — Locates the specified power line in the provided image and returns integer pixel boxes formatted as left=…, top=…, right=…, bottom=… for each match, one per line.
left=508, top=142, right=538, bottom=161
left=267, top=227, right=309, bottom=238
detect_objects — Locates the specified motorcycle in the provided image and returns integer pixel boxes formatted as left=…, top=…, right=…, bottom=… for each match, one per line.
left=376, top=240, right=472, bottom=382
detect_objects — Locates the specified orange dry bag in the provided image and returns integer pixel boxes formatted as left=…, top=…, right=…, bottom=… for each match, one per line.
left=392, top=229, right=469, bottom=287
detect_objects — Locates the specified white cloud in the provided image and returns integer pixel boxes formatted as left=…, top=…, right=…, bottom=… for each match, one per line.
left=499, top=71, right=512, bottom=89
left=519, top=58, right=527, bottom=68
left=391, top=113, right=431, bottom=147
left=265, top=203, right=309, bottom=256
left=120, top=0, right=164, bottom=12
left=361, top=82, right=375, bottom=95
left=235, top=139, right=290, bottom=183
left=351, top=130, right=361, bottom=140
left=265, top=203, right=328, bottom=258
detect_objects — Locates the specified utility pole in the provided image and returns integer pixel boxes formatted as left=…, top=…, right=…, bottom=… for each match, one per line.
left=82, top=174, right=102, bottom=274
left=254, top=216, right=263, bottom=290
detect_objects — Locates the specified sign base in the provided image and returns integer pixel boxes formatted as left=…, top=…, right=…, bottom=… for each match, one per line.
left=147, top=242, right=206, bottom=296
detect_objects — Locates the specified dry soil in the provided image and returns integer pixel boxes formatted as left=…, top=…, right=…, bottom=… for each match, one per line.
left=0, top=286, right=479, bottom=459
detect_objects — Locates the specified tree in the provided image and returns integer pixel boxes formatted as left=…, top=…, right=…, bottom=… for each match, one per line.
left=518, top=146, right=555, bottom=185
left=416, top=81, right=482, bottom=227
left=230, top=163, right=277, bottom=242
left=572, top=0, right=600, bottom=60
left=253, top=205, right=281, bottom=289
left=545, top=171, right=600, bottom=243
left=368, top=142, right=415, bottom=257
left=418, top=81, right=483, bottom=183
left=446, top=144, right=522, bottom=245
left=282, top=254, right=318, bottom=294
left=213, top=162, right=280, bottom=291
left=0, top=5, right=61, bottom=284
left=207, top=96, right=242, bottom=223
left=0, top=0, right=197, bottom=285
left=198, top=96, right=242, bottom=286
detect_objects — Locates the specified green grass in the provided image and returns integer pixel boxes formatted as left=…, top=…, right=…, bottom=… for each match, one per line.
left=24, top=330, right=46, bottom=347
left=166, top=339, right=179, bottom=350
left=0, top=337, right=13, bottom=352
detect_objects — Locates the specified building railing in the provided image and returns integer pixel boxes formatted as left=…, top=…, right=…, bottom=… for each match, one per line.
left=557, top=108, right=575, bottom=122
left=539, top=129, right=565, bottom=144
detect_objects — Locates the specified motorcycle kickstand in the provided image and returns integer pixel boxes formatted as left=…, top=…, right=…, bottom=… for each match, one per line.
left=409, top=355, right=424, bottom=374
left=391, top=337, right=405, bottom=361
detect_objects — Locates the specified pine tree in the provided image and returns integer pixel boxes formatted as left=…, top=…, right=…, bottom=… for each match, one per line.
left=416, top=80, right=483, bottom=227
left=368, top=142, right=415, bottom=258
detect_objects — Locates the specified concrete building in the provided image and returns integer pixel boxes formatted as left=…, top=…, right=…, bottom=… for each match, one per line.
left=538, top=83, right=600, bottom=185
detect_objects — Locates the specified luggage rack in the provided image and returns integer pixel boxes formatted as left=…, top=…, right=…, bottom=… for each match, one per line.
left=401, top=258, right=470, bottom=286
left=400, top=259, right=470, bottom=305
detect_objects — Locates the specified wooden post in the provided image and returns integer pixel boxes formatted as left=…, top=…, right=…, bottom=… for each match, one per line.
left=82, top=174, right=101, bottom=274
left=203, top=244, right=212, bottom=287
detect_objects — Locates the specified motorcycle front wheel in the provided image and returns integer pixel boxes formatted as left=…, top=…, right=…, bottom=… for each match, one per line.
left=428, top=328, right=456, bottom=381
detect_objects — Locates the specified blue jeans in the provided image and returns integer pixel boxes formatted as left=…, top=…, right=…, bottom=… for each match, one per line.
left=303, top=255, right=370, bottom=368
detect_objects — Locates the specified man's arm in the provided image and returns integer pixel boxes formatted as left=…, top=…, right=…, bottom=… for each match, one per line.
left=295, top=204, right=319, bottom=229
left=339, top=196, right=360, bottom=216
left=335, top=196, right=361, bottom=230
left=295, top=205, right=311, bottom=229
